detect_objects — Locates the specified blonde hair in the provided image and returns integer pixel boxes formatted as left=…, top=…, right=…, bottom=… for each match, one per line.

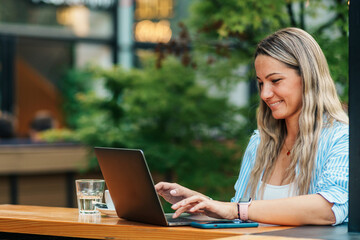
left=246, top=27, right=348, bottom=198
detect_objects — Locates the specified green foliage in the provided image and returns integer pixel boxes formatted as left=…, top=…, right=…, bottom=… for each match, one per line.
left=60, top=69, right=94, bottom=129
left=187, top=0, right=348, bottom=103
left=62, top=57, right=245, bottom=199
left=39, top=129, right=79, bottom=143
left=190, top=0, right=286, bottom=40
left=58, top=0, right=348, bottom=206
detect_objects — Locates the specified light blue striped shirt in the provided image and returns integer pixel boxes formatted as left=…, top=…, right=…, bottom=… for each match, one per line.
left=231, top=121, right=349, bottom=225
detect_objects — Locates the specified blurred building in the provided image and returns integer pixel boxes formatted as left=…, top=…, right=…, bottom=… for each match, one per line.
left=0, top=0, right=191, bottom=138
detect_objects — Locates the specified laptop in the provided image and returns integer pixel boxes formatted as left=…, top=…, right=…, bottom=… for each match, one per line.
left=94, top=147, right=215, bottom=226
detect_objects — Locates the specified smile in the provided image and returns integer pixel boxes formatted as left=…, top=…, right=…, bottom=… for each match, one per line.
left=269, top=100, right=283, bottom=107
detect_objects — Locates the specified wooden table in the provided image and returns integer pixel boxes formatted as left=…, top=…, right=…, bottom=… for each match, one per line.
left=0, top=204, right=346, bottom=240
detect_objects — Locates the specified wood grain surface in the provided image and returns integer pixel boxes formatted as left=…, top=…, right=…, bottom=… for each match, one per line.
left=217, top=236, right=320, bottom=240
left=0, top=205, right=297, bottom=240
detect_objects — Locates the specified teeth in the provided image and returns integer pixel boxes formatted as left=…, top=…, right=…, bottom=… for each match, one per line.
left=270, top=100, right=283, bottom=106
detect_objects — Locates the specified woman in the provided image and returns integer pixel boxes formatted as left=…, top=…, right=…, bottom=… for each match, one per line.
left=155, top=27, right=348, bottom=226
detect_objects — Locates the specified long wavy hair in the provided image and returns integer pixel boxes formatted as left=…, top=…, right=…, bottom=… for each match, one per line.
left=245, top=27, right=348, bottom=198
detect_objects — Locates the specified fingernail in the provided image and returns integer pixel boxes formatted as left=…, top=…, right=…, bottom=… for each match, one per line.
left=172, top=204, right=178, bottom=209
left=190, top=207, right=195, bottom=212
left=170, top=190, right=177, bottom=195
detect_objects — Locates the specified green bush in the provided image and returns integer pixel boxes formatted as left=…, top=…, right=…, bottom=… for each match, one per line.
left=61, top=57, right=248, bottom=205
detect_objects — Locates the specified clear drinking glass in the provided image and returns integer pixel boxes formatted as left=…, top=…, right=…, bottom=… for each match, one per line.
left=75, top=179, right=105, bottom=214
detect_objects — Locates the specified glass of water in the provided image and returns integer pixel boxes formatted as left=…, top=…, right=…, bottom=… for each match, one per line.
left=75, top=179, right=105, bottom=214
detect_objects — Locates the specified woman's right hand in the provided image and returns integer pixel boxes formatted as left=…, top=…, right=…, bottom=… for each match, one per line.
left=155, top=182, right=203, bottom=205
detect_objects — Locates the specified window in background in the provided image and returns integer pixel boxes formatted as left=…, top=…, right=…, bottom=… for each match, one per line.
left=0, top=0, right=116, bottom=139
left=134, top=0, right=191, bottom=44
left=15, top=38, right=71, bottom=137
left=75, top=43, right=113, bottom=69
left=0, top=0, right=114, bottom=39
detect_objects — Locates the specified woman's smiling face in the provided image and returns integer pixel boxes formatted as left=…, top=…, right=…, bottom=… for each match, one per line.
left=255, top=55, right=303, bottom=122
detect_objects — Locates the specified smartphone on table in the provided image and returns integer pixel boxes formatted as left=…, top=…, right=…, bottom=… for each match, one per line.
left=190, top=220, right=259, bottom=229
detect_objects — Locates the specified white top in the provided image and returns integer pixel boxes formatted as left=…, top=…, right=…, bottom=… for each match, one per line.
left=261, top=182, right=297, bottom=200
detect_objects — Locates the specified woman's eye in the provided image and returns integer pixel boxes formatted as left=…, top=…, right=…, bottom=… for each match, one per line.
left=272, top=79, right=281, bottom=83
left=258, top=82, right=263, bottom=87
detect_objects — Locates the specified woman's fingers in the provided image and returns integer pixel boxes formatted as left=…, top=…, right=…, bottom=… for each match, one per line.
left=189, top=201, right=208, bottom=213
left=170, top=189, right=179, bottom=196
left=173, top=204, right=195, bottom=218
left=171, top=196, right=237, bottom=220
left=155, top=182, right=188, bottom=205
left=155, top=182, right=180, bottom=196
left=155, top=182, right=206, bottom=207
left=172, top=195, right=207, bottom=208
left=171, top=195, right=209, bottom=218
left=155, top=182, right=171, bottom=192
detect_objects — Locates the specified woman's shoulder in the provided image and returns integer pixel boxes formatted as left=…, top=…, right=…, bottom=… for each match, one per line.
left=245, top=130, right=261, bottom=152
left=322, top=120, right=348, bottom=135
left=252, top=129, right=260, bottom=136
left=320, top=120, right=348, bottom=147
left=250, top=129, right=261, bottom=142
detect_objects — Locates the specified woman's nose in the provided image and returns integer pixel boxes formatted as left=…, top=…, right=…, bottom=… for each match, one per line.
left=260, top=83, right=274, bottom=100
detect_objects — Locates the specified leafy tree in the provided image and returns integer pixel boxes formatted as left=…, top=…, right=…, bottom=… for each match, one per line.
left=59, top=57, right=244, bottom=203
left=60, top=69, right=94, bottom=129
left=55, top=0, right=348, bottom=206
left=186, top=0, right=348, bottom=101
left=153, top=1, right=348, bottom=143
